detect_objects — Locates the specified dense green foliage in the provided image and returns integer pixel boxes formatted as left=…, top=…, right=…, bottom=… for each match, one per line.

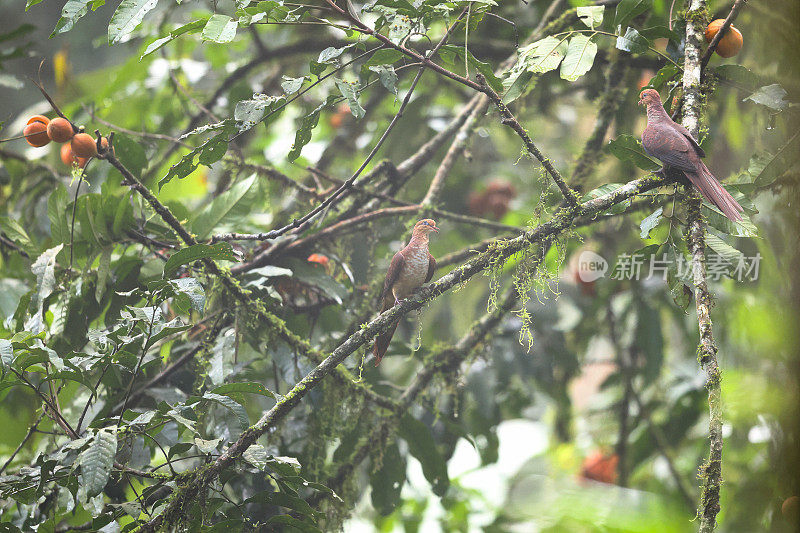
left=0, top=0, right=798, bottom=531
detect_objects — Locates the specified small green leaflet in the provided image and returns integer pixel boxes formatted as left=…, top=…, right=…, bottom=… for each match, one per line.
left=560, top=34, right=598, bottom=81
left=577, top=6, right=604, bottom=29
left=191, top=174, right=259, bottom=239
left=141, top=19, right=207, bottom=59
left=202, top=14, right=238, bottom=43
left=334, top=79, right=365, bottom=119
left=639, top=207, right=663, bottom=239
left=51, top=0, right=94, bottom=36
left=163, top=242, right=239, bottom=278
left=158, top=127, right=233, bottom=189
left=108, top=0, right=159, bottom=45
left=368, top=65, right=398, bottom=95
left=288, top=105, right=323, bottom=162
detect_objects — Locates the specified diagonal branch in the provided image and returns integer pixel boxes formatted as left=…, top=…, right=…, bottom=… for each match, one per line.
left=135, top=170, right=666, bottom=531
left=477, top=73, right=581, bottom=207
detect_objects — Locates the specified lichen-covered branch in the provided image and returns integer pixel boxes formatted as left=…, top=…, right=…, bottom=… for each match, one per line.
left=681, top=0, right=724, bottom=530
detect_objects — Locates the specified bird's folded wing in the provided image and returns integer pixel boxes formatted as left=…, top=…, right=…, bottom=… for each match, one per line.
left=380, top=251, right=405, bottom=310
left=643, top=127, right=696, bottom=172
left=425, top=254, right=436, bottom=283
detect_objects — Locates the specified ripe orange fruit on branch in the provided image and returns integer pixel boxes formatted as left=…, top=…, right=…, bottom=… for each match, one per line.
left=23, top=116, right=50, bottom=147
left=60, top=143, right=87, bottom=168
left=704, top=19, right=743, bottom=58
left=47, top=117, right=75, bottom=143
left=71, top=133, right=98, bottom=158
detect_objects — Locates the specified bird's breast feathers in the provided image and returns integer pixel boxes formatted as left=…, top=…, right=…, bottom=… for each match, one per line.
left=392, top=247, right=430, bottom=299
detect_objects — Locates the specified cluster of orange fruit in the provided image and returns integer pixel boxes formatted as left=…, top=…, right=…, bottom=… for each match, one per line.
left=23, top=115, right=105, bottom=168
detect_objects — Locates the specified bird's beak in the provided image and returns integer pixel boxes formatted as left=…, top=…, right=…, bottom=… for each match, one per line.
left=638, top=98, right=644, bottom=106
left=431, top=225, right=439, bottom=233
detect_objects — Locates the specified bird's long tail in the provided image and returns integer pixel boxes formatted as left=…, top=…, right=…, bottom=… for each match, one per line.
left=373, top=296, right=398, bottom=366
left=685, top=163, right=744, bottom=221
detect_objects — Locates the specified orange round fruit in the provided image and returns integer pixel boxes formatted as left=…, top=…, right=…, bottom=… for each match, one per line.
left=60, top=143, right=87, bottom=168
left=70, top=133, right=98, bottom=158
left=26, top=115, right=50, bottom=126
left=783, top=496, right=799, bottom=522
left=704, top=19, right=743, bottom=58
left=23, top=120, right=50, bottom=147
left=47, top=117, right=75, bottom=143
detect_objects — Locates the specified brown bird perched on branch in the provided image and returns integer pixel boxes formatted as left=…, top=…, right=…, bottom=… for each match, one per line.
left=639, top=89, right=743, bottom=221
left=373, top=219, right=438, bottom=366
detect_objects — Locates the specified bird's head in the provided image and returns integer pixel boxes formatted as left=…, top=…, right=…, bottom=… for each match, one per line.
left=638, top=88, right=662, bottom=107
left=412, top=219, right=439, bottom=237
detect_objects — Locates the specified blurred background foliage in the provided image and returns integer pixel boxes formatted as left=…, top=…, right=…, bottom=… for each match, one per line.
left=0, top=0, right=798, bottom=531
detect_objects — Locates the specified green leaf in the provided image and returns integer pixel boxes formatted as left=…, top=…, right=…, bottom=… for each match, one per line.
left=113, top=134, right=148, bottom=179
left=201, top=393, right=249, bottom=430
left=167, top=277, right=206, bottom=313
left=645, top=64, right=680, bottom=90
left=51, top=1, right=93, bottom=36
left=743, top=84, right=788, bottom=111
left=705, top=232, right=744, bottom=265
left=364, top=48, right=404, bottom=66
left=368, top=65, right=399, bottom=95
left=159, top=129, right=232, bottom=189
left=398, top=413, right=449, bottom=496
left=288, top=106, right=323, bottom=162
left=606, top=134, right=662, bottom=171
left=234, top=94, right=286, bottom=130
left=560, top=35, right=598, bottom=81
left=751, top=132, right=800, bottom=187
left=613, top=0, right=652, bottom=29
left=202, top=14, right=238, bottom=43
left=211, top=382, right=276, bottom=399
left=0, top=216, right=37, bottom=258
left=0, top=339, right=12, bottom=377
left=714, top=64, right=759, bottom=91
left=30, top=244, right=63, bottom=315
left=78, top=428, right=117, bottom=497
left=263, top=515, right=321, bottom=533
left=577, top=6, right=604, bottom=29
left=163, top=242, right=238, bottom=278
left=281, top=76, right=306, bottom=95
left=518, top=36, right=568, bottom=74
left=247, top=491, right=322, bottom=521
left=704, top=204, right=758, bottom=238
left=370, top=441, right=406, bottom=515
left=192, top=174, right=258, bottom=239
left=635, top=296, right=664, bottom=381
left=639, top=207, right=663, bottom=239
left=334, top=79, right=365, bottom=119
left=108, top=0, right=159, bottom=45
left=141, top=19, right=207, bottom=59
left=616, top=26, right=650, bottom=54
left=503, top=36, right=567, bottom=102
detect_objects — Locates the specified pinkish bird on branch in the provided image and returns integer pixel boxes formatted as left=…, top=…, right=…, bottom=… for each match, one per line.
left=373, top=219, right=438, bottom=366
left=639, top=89, right=743, bottom=221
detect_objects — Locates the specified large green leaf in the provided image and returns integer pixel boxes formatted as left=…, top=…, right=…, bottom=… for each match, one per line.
left=78, top=428, right=117, bottom=497
left=399, top=413, right=449, bottom=496
left=108, top=0, right=159, bottom=44
left=334, top=78, right=365, bottom=119
left=613, top=0, right=652, bottom=28
left=370, top=441, right=406, bottom=515
left=191, top=174, right=259, bottom=239
left=560, top=35, right=598, bottom=81
left=162, top=242, right=239, bottom=278
left=616, top=26, right=650, bottom=54
left=202, top=14, right=238, bottom=44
